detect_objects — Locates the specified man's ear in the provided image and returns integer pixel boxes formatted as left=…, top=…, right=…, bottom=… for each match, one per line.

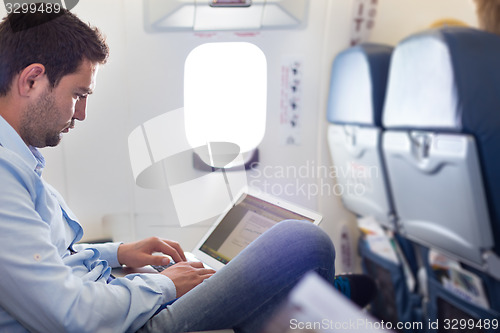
left=17, top=64, right=47, bottom=97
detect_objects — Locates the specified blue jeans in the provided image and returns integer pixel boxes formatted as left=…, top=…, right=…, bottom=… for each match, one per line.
left=138, top=220, right=336, bottom=332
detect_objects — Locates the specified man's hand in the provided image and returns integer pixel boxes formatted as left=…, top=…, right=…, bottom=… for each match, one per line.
left=160, top=261, right=216, bottom=297
left=117, top=237, right=187, bottom=268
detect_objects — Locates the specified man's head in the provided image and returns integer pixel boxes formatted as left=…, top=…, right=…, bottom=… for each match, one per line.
left=0, top=8, right=109, bottom=147
left=474, top=0, right=500, bottom=35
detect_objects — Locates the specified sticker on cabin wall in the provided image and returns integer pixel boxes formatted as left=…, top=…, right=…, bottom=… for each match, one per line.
left=350, top=0, right=378, bottom=46
left=340, top=223, right=355, bottom=273
left=280, top=57, right=303, bottom=145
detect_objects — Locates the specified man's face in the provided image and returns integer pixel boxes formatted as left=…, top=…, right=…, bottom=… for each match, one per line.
left=19, top=59, right=98, bottom=148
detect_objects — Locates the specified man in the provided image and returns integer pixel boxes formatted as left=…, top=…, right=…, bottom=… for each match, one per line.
left=0, top=8, right=373, bottom=333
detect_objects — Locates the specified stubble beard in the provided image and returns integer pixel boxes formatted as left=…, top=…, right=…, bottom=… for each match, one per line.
left=19, top=91, right=64, bottom=148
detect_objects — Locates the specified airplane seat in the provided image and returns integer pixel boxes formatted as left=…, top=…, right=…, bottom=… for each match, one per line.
left=327, top=43, right=395, bottom=229
left=327, top=43, right=423, bottom=329
left=382, top=26, right=500, bottom=327
left=415, top=243, right=500, bottom=333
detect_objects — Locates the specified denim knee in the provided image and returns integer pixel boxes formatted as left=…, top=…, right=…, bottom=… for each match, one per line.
left=269, top=219, right=336, bottom=260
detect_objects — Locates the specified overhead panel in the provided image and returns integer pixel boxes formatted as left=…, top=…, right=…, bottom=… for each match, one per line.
left=144, top=0, right=308, bottom=32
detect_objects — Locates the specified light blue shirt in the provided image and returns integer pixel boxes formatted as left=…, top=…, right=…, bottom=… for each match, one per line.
left=0, top=115, right=176, bottom=333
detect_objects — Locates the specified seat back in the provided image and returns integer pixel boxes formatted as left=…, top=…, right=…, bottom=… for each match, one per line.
left=382, top=27, right=500, bottom=275
left=327, top=43, right=395, bottom=228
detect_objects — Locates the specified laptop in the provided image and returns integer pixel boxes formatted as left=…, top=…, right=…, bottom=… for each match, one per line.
left=154, top=188, right=323, bottom=271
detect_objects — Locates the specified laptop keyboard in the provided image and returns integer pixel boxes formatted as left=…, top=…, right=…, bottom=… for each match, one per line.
left=151, top=259, right=175, bottom=272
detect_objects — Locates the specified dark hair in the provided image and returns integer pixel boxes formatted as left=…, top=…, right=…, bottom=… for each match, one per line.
left=0, top=7, right=109, bottom=96
left=474, top=0, right=500, bottom=35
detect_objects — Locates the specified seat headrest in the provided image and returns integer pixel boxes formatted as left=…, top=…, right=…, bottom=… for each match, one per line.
left=327, top=43, right=393, bottom=126
left=383, top=27, right=500, bottom=133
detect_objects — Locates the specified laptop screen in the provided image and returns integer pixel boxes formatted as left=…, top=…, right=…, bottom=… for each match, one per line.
left=199, top=193, right=314, bottom=264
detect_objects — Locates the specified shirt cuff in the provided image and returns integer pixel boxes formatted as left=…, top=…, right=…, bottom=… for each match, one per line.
left=147, top=273, right=177, bottom=302
left=74, top=242, right=122, bottom=268
left=124, top=273, right=177, bottom=303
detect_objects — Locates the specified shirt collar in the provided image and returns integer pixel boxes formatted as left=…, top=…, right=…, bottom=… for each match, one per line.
left=0, top=115, right=45, bottom=176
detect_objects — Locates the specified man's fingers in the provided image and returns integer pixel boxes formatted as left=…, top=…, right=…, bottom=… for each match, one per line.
left=173, top=261, right=216, bottom=275
left=151, top=255, right=172, bottom=266
left=162, top=239, right=187, bottom=261
left=188, top=261, right=205, bottom=268
left=154, top=239, right=186, bottom=263
left=199, top=273, right=215, bottom=281
left=192, top=266, right=216, bottom=276
left=160, top=262, right=216, bottom=296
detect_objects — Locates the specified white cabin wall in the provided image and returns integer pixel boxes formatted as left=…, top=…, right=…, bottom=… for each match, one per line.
left=317, top=0, right=363, bottom=274
left=370, top=0, right=478, bottom=46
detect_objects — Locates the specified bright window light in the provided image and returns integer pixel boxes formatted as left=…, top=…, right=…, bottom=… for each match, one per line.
left=184, top=42, right=267, bottom=162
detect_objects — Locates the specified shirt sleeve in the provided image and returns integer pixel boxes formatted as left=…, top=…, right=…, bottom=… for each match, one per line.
left=0, top=154, right=176, bottom=333
left=73, top=242, right=123, bottom=268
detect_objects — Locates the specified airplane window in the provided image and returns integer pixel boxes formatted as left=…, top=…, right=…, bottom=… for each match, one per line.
left=184, top=42, right=267, bottom=168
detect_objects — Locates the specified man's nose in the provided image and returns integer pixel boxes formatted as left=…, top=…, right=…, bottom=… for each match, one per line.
left=74, top=98, right=87, bottom=121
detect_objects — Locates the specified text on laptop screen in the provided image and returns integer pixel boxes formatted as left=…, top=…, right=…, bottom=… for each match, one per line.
left=199, top=194, right=314, bottom=264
